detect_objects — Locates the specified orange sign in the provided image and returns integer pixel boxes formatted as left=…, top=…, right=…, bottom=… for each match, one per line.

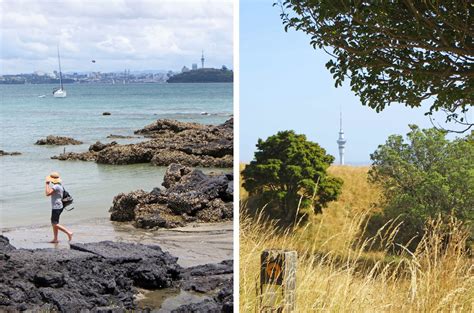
left=266, top=262, right=282, bottom=280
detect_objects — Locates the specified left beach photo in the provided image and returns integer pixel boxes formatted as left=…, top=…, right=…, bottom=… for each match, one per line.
left=0, top=0, right=234, bottom=311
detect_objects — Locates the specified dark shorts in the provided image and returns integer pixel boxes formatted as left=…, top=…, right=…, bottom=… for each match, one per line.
left=51, top=209, right=64, bottom=225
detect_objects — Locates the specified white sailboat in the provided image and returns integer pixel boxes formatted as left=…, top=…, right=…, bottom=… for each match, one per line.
left=53, top=46, right=67, bottom=98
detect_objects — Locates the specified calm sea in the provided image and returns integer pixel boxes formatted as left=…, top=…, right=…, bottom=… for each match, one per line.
left=0, top=83, right=233, bottom=229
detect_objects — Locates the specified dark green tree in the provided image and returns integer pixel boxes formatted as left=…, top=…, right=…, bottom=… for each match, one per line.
left=367, top=125, right=474, bottom=251
left=242, top=130, right=343, bottom=221
left=276, top=0, right=473, bottom=132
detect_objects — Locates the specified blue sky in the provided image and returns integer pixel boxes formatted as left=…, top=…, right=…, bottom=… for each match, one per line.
left=240, top=0, right=463, bottom=164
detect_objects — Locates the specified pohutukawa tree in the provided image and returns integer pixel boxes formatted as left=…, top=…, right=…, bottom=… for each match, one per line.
left=276, top=0, right=474, bottom=132
left=242, top=130, right=343, bottom=222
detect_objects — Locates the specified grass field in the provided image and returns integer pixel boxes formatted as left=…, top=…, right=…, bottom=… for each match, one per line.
left=240, top=165, right=474, bottom=312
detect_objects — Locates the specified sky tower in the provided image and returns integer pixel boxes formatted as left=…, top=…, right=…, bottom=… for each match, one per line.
left=337, top=111, right=347, bottom=165
left=201, top=50, right=205, bottom=68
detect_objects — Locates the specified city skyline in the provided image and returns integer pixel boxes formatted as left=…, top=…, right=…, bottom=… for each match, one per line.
left=1, top=0, right=233, bottom=74
left=2, top=61, right=234, bottom=76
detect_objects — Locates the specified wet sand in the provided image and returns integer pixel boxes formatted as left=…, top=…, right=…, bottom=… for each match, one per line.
left=2, top=218, right=232, bottom=267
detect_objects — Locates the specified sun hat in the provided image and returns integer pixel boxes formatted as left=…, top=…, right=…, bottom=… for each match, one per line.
left=46, top=172, right=62, bottom=184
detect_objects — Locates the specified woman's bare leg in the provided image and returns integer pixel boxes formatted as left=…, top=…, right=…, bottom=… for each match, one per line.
left=56, top=224, right=73, bottom=241
left=50, top=224, right=59, bottom=243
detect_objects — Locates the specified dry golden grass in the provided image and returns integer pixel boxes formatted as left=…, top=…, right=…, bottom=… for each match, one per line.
left=240, top=165, right=474, bottom=312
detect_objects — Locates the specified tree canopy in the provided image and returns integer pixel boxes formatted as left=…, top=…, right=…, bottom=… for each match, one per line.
left=367, top=125, right=473, bottom=251
left=276, top=0, right=473, bottom=132
left=167, top=68, right=233, bottom=83
left=242, top=130, right=343, bottom=222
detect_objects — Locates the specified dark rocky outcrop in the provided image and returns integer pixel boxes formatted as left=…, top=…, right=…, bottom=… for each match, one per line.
left=109, top=164, right=233, bottom=229
left=0, top=235, right=15, bottom=252
left=52, top=119, right=233, bottom=168
left=0, top=235, right=232, bottom=312
left=107, top=134, right=136, bottom=139
left=36, top=135, right=83, bottom=145
left=102, top=112, right=111, bottom=116
left=134, top=119, right=206, bottom=135
left=51, top=151, right=97, bottom=161
left=51, top=141, right=118, bottom=161
left=0, top=150, right=21, bottom=156
left=96, top=146, right=155, bottom=165
left=172, top=260, right=233, bottom=312
left=162, top=163, right=193, bottom=188
left=89, top=141, right=118, bottom=152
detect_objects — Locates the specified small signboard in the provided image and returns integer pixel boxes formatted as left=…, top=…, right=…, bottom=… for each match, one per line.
left=260, top=250, right=297, bottom=312
left=261, top=251, right=284, bottom=285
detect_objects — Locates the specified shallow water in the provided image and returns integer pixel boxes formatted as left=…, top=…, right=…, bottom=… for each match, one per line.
left=3, top=219, right=233, bottom=267
left=0, top=83, right=232, bottom=228
left=136, top=289, right=212, bottom=312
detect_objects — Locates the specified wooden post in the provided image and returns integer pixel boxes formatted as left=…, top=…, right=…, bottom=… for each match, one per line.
left=260, top=249, right=297, bottom=312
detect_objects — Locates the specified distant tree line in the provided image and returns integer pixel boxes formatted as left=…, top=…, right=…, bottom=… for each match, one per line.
left=167, top=68, right=233, bottom=83
left=0, top=76, right=75, bottom=84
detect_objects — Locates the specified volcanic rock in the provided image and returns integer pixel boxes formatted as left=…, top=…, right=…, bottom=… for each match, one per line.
left=109, top=190, right=151, bottom=222
left=162, top=163, right=193, bottom=188
left=0, top=236, right=232, bottom=312
left=51, top=151, right=97, bottom=161
left=0, top=150, right=21, bottom=156
left=89, top=141, right=118, bottom=152
left=134, top=119, right=206, bottom=136
left=109, top=164, right=233, bottom=229
left=96, top=145, right=155, bottom=165
left=0, top=236, right=15, bottom=252
left=35, top=135, right=83, bottom=145
left=0, top=236, right=194, bottom=312
left=52, top=119, right=233, bottom=168
left=107, top=134, right=136, bottom=139
left=174, top=260, right=233, bottom=312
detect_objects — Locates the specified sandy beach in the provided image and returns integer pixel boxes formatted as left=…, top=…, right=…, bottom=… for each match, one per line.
left=2, top=219, right=232, bottom=268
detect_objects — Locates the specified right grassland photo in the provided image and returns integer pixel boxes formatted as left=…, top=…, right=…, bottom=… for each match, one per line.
left=239, top=1, right=473, bottom=312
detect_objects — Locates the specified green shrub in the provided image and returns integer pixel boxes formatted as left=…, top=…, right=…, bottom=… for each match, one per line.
left=242, top=130, right=343, bottom=223
left=366, top=125, right=473, bottom=252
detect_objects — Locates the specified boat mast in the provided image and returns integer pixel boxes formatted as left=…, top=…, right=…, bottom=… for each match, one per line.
left=57, top=45, right=63, bottom=90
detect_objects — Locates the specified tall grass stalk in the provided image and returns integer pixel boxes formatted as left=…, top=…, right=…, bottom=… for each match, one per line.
left=240, top=166, right=474, bottom=312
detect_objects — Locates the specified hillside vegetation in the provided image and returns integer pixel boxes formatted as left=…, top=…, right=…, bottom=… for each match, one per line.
left=240, top=165, right=474, bottom=312
left=167, top=68, right=233, bottom=83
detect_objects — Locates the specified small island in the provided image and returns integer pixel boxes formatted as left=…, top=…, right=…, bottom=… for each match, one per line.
left=167, top=68, right=233, bottom=83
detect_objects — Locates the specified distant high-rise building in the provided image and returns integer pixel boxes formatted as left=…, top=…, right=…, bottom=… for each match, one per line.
left=182, top=66, right=190, bottom=73
left=337, top=112, right=347, bottom=165
left=201, top=50, right=205, bottom=68
left=192, top=63, right=198, bottom=70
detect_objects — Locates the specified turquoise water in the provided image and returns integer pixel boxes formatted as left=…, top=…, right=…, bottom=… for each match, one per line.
left=0, top=83, right=233, bottom=228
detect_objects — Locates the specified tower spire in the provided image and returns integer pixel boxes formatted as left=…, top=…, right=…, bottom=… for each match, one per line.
left=337, top=110, right=347, bottom=165
left=339, top=111, right=342, bottom=131
left=201, top=50, right=205, bottom=69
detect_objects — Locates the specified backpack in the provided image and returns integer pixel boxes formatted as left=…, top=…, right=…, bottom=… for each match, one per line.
left=62, top=187, right=74, bottom=210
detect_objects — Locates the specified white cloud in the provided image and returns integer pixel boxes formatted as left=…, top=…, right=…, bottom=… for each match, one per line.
left=0, top=0, right=233, bottom=73
left=97, top=36, right=135, bottom=54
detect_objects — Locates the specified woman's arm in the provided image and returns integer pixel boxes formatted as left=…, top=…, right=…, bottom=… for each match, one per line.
left=45, top=182, right=54, bottom=196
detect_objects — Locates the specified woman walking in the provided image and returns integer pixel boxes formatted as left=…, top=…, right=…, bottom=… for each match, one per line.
left=45, top=172, right=73, bottom=243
